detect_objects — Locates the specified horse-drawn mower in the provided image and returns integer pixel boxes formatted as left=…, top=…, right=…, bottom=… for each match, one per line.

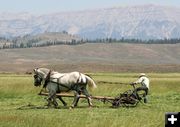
left=39, top=83, right=143, bottom=108
left=34, top=68, right=145, bottom=108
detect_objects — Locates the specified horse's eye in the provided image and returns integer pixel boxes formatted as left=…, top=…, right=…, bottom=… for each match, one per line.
left=34, top=75, right=38, bottom=78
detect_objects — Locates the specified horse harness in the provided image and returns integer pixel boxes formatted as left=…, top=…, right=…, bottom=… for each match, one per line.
left=43, top=70, right=52, bottom=88
left=43, top=71, right=86, bottom=92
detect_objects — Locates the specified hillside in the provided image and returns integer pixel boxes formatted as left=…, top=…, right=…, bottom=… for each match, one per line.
left=0, top=32, right=82, bottom=49
left=0, top=5, right=180, bottom=40
left=1, top=43, right=180, bottom=73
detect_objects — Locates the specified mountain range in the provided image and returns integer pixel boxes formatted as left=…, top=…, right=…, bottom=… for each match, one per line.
left=0, top=4, right=180, bottom=40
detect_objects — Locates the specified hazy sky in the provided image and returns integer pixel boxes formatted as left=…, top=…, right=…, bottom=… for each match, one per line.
left=0, top=0, right=180, bottom=14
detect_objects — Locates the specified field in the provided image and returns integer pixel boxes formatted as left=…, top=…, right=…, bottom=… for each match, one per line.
left=1, top=43, right=180, bottom=73
left=0, top=73, right=180, bottom=127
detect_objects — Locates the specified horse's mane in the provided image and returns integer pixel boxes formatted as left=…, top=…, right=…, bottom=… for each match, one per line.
left=38, top=68, right=50, bottom=74
left=84, top=74, right=92, bottom=78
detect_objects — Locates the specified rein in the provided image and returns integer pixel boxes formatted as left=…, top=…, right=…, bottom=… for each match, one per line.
left=97, top=81, right=130, bottom=85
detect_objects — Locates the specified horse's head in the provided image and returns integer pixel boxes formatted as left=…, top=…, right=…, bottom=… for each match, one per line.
left=33, top=68, right=43, bottom=87
left=33, top=68, right=51, bottom=87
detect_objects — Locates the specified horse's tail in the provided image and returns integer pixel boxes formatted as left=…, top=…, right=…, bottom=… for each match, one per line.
left=85, top=75, right=97, bottom=89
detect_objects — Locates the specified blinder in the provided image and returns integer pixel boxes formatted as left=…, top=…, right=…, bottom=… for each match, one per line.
left=33, top=74, right=42, bottom=86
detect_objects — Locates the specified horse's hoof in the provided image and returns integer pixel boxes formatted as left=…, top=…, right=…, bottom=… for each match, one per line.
left=44, top=105, right=50, bottom=109
left=69, top=105, right=75, bottom=109
left=64, top=103, right=68, bottom=107
left=69, top=107, right=73, bottom=110
left=54, top=106, right=59, bottom=109
left=88, top=105, right=93, bottom=109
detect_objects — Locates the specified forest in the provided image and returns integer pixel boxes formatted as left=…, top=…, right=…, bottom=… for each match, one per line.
left=0, top=32, right=180, bottom=49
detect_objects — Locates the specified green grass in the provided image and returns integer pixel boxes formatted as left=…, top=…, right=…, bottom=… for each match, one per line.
left=0, top=73, right=180, bottom=127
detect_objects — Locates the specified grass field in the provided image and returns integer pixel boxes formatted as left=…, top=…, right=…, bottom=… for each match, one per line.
left=0, top=73, right=180, bottom=127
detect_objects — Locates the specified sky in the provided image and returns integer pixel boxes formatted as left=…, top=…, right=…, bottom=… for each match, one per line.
left=0, top=0, right=180, bottom=14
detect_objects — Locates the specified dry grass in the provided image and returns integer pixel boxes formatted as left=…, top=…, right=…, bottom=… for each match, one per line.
left=0, top=43, right=180, bottom=73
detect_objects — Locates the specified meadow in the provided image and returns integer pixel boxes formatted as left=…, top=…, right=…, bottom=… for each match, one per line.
left=0, top=73, right=180, bottom=127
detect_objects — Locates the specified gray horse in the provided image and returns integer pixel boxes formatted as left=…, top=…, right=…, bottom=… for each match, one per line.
left=33, top=68, right=97, bottom=108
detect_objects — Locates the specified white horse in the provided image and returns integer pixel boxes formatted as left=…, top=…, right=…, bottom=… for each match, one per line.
left=33, top=68, right=97, bottom=108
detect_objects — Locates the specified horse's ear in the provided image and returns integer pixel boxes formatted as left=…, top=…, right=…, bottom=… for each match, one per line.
left=33, top=68, right=38, bottom=73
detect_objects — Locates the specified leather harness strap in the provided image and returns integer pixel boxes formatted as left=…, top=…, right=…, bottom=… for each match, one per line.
left=43, top=70, right=52, bottom=88
left=43, top=71, right=83, bottom=92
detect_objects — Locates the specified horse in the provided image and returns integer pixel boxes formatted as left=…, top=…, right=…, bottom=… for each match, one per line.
left=33, top=68, right=97, bottom=108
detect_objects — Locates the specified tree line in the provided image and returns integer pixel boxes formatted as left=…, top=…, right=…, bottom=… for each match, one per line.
left=86, top=38, right=180, bottom=44
left=0, top=37, right=180, bottom=50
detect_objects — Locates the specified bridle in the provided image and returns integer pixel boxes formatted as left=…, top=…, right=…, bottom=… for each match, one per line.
left=34, top=73, right=43, bottom=86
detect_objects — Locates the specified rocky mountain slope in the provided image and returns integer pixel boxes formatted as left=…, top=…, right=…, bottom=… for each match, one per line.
left=0, top=5, right=180, bottom=40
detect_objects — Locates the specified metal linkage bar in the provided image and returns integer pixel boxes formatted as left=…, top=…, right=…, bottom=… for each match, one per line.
left=39, top=92, right=115, bottom=101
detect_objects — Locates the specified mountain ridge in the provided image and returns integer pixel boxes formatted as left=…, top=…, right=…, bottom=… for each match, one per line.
left=0, top=4, right=180, bottom=39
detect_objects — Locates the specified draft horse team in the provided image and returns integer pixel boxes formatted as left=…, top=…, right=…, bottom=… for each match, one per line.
left=33, top=68, right=97, bottom=108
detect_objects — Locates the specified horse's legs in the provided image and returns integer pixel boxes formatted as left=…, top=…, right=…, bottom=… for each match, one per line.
left=52, top=95, right=58, bottom=108
left=82, top=88, right=92, bottom=107
left=71, top=91, right=80, bottom=108
left=46, top=97, right=52, bottom=107
left=74, top=91, right=81, bottom=107
left=57, top=96, right=67, bottom=106
left=47, top=90, right=58, bottom=108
